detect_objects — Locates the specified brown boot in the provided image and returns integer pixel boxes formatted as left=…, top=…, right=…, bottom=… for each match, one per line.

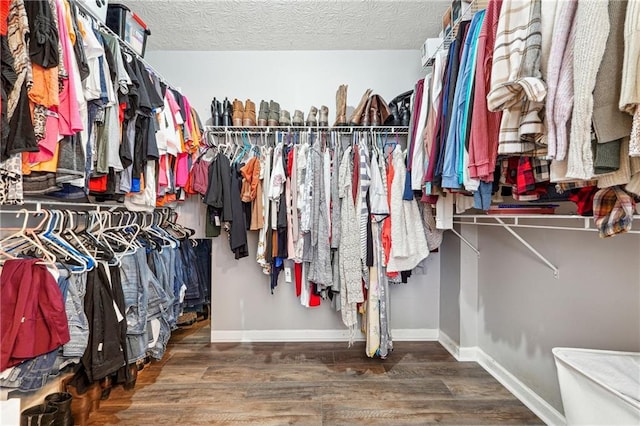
left=232, top=99, right=244, bottom=126
left=349, top=89, right=372, bottom=126
left=64, top=383, right=91, bottom=426
left=319, top=105, right=329, bottom=126
left=334, top=84, right=348, bottom=126
left=242, top=99, right=256, bottom=126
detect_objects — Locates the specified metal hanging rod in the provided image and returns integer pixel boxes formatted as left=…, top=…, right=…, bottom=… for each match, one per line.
left=204, top=125, right=410, bottom=135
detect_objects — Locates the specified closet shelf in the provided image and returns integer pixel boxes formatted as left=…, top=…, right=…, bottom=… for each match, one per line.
left=204, top=125, right=409, bottom=135
left=449, top=214, right=640, bottom=280
left=453, top=214, right=640, bottom=234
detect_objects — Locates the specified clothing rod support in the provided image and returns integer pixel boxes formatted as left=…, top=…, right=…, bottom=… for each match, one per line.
left=493, top=217, right=559, bottom=279
left=449, top=228, right=480, bottom=257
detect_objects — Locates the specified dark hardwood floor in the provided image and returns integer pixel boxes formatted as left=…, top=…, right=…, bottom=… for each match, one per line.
left=88, top=320, right=543, bottom=425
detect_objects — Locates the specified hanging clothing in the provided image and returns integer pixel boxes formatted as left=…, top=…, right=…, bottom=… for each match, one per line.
left=0, top=259, right=70, bottom=371
left=338, top=146, right=363, bottom=341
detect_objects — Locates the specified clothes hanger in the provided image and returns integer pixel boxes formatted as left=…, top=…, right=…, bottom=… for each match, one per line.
left=0, top=209, right=58, bottom=265
left=60, top=210, right=97, bottom=270
left=38, top=210, right=90, bottom=273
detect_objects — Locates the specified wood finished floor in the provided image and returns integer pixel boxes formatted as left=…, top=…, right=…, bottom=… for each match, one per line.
left=88, top=320, right=543, bottom=425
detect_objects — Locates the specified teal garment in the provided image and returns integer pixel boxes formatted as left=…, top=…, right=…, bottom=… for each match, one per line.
left=458, top=10, right=486, bottom=186
left=441, top=10, right=486, bottom=189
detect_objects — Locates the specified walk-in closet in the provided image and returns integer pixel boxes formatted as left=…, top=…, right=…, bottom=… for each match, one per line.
left=1, top=0, right=639, bottom=425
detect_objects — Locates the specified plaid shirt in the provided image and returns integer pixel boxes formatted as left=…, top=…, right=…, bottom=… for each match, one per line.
left=593, top=187, right=636, bottom=238
left=488, top=0, right=547, bottom=154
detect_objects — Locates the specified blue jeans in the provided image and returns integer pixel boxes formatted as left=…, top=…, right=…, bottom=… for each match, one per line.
left=119, top=249, right=149, bottom=335
left=0, top=349, right=58, bottom=391
left=61, top=272, right=89, bottom=358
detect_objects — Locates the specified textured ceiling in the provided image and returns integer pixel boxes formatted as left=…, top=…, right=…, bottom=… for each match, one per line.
left=120, top=0, right=449, bottom=51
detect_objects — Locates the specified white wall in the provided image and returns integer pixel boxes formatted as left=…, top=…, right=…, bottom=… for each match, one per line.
left=454, top=223, right=640, bottom=414
left=439, top=232, right=460, bottom=343
left=145, top=50, right=424, bottom=127
left=146, top=50, right=440, bottom=338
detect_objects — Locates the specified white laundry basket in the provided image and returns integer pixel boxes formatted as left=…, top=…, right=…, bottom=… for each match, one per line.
left=553, top=347, right=640, bottom=425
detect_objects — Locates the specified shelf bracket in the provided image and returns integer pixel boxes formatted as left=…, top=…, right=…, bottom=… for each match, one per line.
left=449, top=228, right=480, bottom=258
left=493, top=217, right=559, bottom=279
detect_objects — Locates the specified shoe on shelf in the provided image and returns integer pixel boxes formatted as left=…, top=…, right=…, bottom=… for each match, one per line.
left=360, top=96, right=374, bottom=126
left=400, top=102, right=411, bottom=126
left=211, top=98, right=222, bottom=126
left=257, top=100, right=269, bottom=126
left=232, top=99, right=244, bottom=127
left=280, top=109, right=291, bottom=126
left=385, top=101, right=401, bottom=126
left=306, top=106, right=318, bottom=126
left=222, top=97, right=232, bottom=127
left=319, top=105, right=329, bottom=127
left=349, top=88, right=373, bottom=126
left=268, top=100, right=280, bottom=127
left=369, top=94, right=391, bottom=126
left=334, top=84, right=348, bottom=126
left=242, top=99, right=256, bottom=127
left=292, top=110, right=304, bottom=126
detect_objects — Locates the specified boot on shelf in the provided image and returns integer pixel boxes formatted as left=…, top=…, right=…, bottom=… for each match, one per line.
left=319, top=105, right=329, bottom=127
left=292, top=110, right=304, bottom=126
left=369, top=94, right=391, bottom=126
left=232, top=99, right=244, bottom=127
left=257, top=100, right=269, bottom=126
left=334, top=84, right=348, bottom=126
left=385, top=100, right=400, bottom=126
left=20, top=404, right=57, bottom=426
left=360, top=96, right=374, bottom=127
left=222, top=97, right=233, bottom=127
left=306, top=106, right=318, bottom=126
left=400, top=96, right=411, bottom=126
left=210, top=97, right=222, bottom=126
left=268, top=100, right=280, bottom=126
left=242, top=99, right=256, bottom=126
left=349, top=88, right=373, bottom=126
left=45, top=392, right=74, bottom=426
left=279, top=109, right=291, bottom=126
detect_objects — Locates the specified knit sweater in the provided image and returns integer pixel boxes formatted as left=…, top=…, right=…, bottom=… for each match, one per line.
left=545, top=0, right=578, bottom=160
left=592, top=0, right=632, bottom=145
left=567, top=0, right=610, bottom=180
left=488, top=0, right=547, bottom=155
left=620, top=0, right=640, bottom=114
left=540, top=0, right=558, bottom=79
left=488, top=0, right=547, bottom=111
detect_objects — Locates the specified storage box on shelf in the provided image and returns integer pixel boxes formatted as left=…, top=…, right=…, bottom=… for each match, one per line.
left=106, top=3, right=150, bottom=57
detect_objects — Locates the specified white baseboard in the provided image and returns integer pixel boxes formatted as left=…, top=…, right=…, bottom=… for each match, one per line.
left=474, top=348, right=566, bottom=426
left=458, top=346, right=478, bottom=362
left=211, top=328, right=438, bottom=343
left=437, top=330, right=461, bottom=360
left=436, top=333, right=565, bottom=425
left=392, top=328, right=439, bottom=341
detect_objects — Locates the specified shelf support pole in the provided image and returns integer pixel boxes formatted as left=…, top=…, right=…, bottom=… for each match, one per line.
left=449, top=228, right=480, bottom=258
left=493, top=217, right=559, bottom=279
